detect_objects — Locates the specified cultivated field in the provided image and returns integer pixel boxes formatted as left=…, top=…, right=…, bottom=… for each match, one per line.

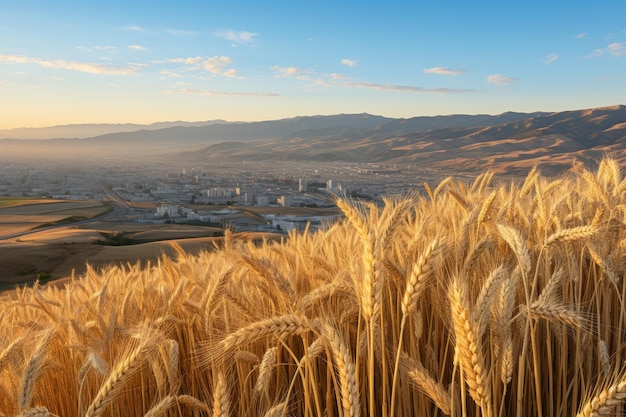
left=0, top=199, right=109, bottom=237
left=0, top=223, right=232, bottom=287
left=0, top=159, right=625, bottom=417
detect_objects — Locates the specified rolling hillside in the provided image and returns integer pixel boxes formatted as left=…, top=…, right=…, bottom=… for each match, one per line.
left=2, top=105, right=624, bottom=175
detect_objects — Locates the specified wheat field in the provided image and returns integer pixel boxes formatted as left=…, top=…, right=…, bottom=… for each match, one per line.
left=1, top=158, right=625, bottom=417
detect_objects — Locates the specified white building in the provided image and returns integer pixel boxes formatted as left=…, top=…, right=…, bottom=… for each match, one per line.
left=156, top=205, right=180, bottom=217
left=277, top=195, right=292, bottom=207
left=298, top=177, right=308, bottom=192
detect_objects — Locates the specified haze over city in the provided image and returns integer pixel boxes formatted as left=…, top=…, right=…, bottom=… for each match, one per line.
left=1, top=0, right=625, bottom=130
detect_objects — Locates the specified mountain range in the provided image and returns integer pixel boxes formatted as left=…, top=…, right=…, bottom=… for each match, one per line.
left=2, top=105, right=625, bottom=175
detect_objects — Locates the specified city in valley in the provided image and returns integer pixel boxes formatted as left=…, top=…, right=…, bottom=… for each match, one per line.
left=0, top=155, right=447, bottom=288
left=2, top=104, right=625, bottom=288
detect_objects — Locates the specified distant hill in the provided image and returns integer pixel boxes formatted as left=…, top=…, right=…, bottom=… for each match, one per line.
left=0, top=120, right=230, bottom=140
left=2, top=106, right=625, bottom=175
left=179, top=105, right=626, bottom=175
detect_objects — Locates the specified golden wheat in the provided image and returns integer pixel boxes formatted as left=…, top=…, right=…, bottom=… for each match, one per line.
left=0, top=158, right=625, bottom=416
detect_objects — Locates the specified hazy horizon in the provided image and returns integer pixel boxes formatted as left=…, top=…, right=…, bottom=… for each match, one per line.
left=1, top=1, right=625, bottom=130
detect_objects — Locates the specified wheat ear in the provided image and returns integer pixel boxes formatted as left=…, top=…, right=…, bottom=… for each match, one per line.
left=142, top=395, right=177, bottom=417
left=20, top=406, right=59, bottom=417
left=335, top=198, right=374, bottom=320
left=474, top=265, right=506, bottom=340
left=255, top=347, right=278, bottom=395
left=577, top=377, right=626, bottom=417
left=400, top=352, right=451, bottom=415
left=322, top=322, right=361, bottom=417
left=177, top=395, right=211, bottom=413
left=221, top=314, right=310, bottom=350
left=211, top=372, right=230, bottom=417
left=544, top=225, right=597, bottom=246
left=19, top=331, right=51, bottom=412
left=449, top=278, right=491, bottom=410
left=401, top=237, right=443, bottom=316
left=263, top=401, right=287, bottom=417
left=497, top=223, right=531, bottom=276
left=84, top=334, right=154, bottom=417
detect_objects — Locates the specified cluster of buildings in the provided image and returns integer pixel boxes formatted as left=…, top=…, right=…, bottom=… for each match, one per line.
left=151, top=204, right=339, bottom=233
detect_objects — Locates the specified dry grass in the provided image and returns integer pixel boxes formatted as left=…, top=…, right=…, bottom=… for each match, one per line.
left=0, top=158, right=625, bottom=416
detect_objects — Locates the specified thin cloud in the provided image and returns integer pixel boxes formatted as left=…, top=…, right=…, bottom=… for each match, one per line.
left=123, top=25, right=156, bottom=35
left=160, top=69, right=182, bottom=78
left=128, top=45, right=146, bottom=51
left=215, top=29, right=257, bottom=43
left=271, top=65, right=301, bottom=77
left=576, top=32, right=587, bottom=39
left=0, top=54, right=138, bottom=75
left=423, top=67, right=466, bottom=76
left=486, top=73, right=516, bottom=86
left=592, top=42, right=626, bottom=57
left=78, top=45, right=116, bottom=52
left=166, top=88, right=278, bottom=97
left=341, top=81, right=475, bottom=94
left=157, top=57, right=203, bottom=65
left=544, top=53, right=559, bottom=64
left=167, top=29, right=200, bottom=37
left=156, top=56, right=236, bottom=77
left=341, top=59, right=357, bottom=67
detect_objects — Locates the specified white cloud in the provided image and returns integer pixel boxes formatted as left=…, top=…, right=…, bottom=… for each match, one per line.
left=203, top=56, right=232, bottom=74
left=341, top=59, right=357, bottom=67
left=591, top=42, right=626, bottom=57
left=576, top=32, right=587, bottom=39
left=223, top=69, right=238, bottom=78
left=330, top=73, right=347, bottom=80
left=128, top=45, right=146, bottom=51
left=423, top=67, right=466, bottom=76
left=544, top=53, right=559, bottom=64
left=486, top=74, right=516, bottom=86
left=215, top=29, right=257, bottom=43
left=341, top=81, right=474, bottom=94
left=607, top=42, right=626, bottom=56
left=165, top=88, right=278, bottom=97
left=0, top=80, right=11, bottom=86
left=0, top=54, right=138, bottom=75
left=271, top=65, right=301, bottom=77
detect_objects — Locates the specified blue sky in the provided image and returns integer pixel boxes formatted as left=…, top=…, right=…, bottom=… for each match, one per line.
left=0, top=1, right=624, bottom=129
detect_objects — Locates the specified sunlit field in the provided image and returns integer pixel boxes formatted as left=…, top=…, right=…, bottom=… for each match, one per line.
left=0, top=199, right=108, bottom=236
left=1, top=159, right=625, bottom=417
